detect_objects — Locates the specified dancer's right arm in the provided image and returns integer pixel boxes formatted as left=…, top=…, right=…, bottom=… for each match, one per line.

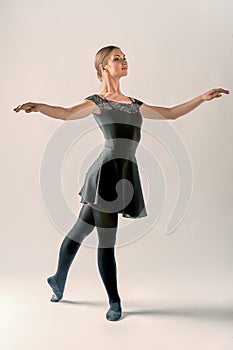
left=13, top=100, right=99, bottom=120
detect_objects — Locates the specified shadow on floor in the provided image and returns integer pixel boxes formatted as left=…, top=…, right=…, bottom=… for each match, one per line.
left=60, top=299, right=106, bottom=307
left=56, top=299, right=233, bottom=323
left=122, top=305, right=233, bottom=322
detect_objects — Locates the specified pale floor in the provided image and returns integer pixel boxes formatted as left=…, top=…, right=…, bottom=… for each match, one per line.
left=1, top=274, right=233, bottom=350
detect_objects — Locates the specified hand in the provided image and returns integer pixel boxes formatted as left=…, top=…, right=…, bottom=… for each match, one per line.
left=13, top=102, right=41, bottom=113
left=201, top=88, right=230, bottom=102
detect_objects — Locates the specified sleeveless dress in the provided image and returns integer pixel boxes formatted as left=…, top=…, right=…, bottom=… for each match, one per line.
left=78, top=94, right=147, bottom=219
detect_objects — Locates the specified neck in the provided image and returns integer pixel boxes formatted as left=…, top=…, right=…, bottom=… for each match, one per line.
left=99, top=77, right=123, bottom=96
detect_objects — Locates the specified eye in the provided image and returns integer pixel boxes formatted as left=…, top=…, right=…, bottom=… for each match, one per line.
left=113, top=57, right=127, bottom=61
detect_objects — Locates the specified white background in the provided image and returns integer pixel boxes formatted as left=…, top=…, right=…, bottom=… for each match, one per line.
left=1, top=0, right=233, bottom=349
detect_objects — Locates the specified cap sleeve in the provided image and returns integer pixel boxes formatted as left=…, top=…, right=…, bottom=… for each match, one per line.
left=84, top=94, right=104, bottom=114
left=132, top=97, right=143, bottom=106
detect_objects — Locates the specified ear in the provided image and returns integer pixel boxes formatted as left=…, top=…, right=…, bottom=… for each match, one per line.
left=100, top=63, right=107, bottom=72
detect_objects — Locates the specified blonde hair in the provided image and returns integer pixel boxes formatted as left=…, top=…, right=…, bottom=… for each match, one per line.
left=94, top=45, right=120, bottom=81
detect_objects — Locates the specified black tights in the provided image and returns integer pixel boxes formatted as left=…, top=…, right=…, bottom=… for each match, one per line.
left=52, top=203, right=120, bottom=305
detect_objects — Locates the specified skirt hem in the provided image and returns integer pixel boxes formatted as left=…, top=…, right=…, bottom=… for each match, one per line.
left=78, top=193, right=147, bottom=219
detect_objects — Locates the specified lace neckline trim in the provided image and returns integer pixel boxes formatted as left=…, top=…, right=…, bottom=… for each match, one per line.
left=95, top=94, right=134, bottom=105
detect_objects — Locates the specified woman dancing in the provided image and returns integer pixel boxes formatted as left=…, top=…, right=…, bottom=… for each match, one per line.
left=14, top=45, right=230, bottom=321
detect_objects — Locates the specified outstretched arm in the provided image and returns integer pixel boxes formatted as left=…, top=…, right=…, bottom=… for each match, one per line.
left=140, top=88, right=230, bottom=120
left=13, top=100, right=99, bottom=120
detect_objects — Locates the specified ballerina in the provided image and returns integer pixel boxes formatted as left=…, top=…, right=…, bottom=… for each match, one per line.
left=13, top=45, right=230, bottom=321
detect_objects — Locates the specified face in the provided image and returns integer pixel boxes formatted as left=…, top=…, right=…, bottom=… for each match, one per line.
left=102, top=48, right=128, bottom=80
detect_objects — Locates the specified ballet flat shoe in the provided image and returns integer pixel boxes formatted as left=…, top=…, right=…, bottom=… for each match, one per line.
left=106, top=309, right=122, bottom=321
left=47, top=276, right=63, bottom=302
left=106, top=307, right=122, bottom=321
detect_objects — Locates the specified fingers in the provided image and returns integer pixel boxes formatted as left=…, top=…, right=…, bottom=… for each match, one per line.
left=13, top=105, right=22, bottom=112
left=13, top=104, right=27, bottom=112
left=202, top=87, right=230, bottom=102
left=206, top=88, right=230, bottom=101
left=13, top=102, right=34, bottom=113
left=212, top=88, right=230, bottom=95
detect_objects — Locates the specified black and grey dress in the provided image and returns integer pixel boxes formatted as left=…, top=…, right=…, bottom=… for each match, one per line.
left=78, top=94, right=147, bottom=219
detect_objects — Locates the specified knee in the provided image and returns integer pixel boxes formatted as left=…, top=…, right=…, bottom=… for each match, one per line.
left=67, top=218, right=94, bottom=244
left=97, top=227, right=117, bottom=248
left=62, top=236, right=80, bottom=254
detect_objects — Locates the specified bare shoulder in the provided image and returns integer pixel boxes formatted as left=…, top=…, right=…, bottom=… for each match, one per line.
left=66, top=99, right=101, bottom=120
left=82, top=99, right=101, bottom=115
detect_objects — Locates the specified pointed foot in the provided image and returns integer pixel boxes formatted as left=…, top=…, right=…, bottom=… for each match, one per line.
left=47, top=276, right=63, bottom=302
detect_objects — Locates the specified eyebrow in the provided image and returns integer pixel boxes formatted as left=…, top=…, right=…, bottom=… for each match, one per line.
left=113, top=54, right=126, bottom=57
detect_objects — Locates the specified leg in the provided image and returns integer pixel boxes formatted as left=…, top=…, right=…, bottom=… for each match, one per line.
left=47, top=203, right=95, bottom=302
left=92, top=208, right=122, bottom=321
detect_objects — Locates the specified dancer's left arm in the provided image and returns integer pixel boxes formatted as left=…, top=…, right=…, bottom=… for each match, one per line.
left=140, top=88, right=230, bottom=120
